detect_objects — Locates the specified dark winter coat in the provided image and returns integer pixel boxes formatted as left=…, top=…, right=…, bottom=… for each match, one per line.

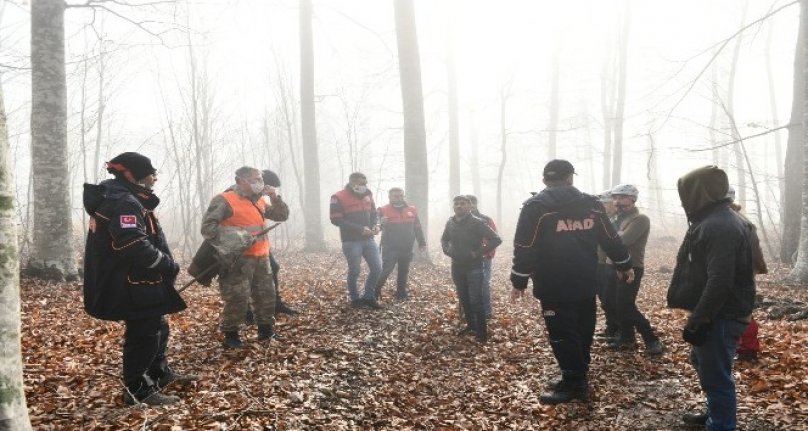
left=511, top=185, right=631, bottom=302
left=378, top=202, right=426, bottom=251
left=83, top=179, right=186, bottom=321
left=667, top=166, right=756, bottom=325
left=440, top=214, right=502, bottom=270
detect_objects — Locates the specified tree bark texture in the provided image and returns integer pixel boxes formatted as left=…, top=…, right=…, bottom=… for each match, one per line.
left=394, top=0, right=429, bottom=239
left=611, top=0, right=630, bottom=187
left=30, top=0, right=78, bottom=280
left=790, top=0, right=808, bottom=281
left=300, top=0, right=326, bottom=251
left=446, top=15, right=460, bottom=200
left=783, top=1, right=806, bottom=264
left=0, top=80, right=33, bottom=430
left=548, top=45, right=560, bottom=160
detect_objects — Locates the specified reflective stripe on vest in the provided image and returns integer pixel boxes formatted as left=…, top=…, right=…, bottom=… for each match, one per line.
left=220, top=191, right=270, bottom=257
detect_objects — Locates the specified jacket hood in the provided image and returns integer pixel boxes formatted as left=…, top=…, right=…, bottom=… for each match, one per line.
left=677, top=166, right=728, bottom=219
left=83, top=178, right=160, bottom=215
left=530, top=185, right=584, bottom=209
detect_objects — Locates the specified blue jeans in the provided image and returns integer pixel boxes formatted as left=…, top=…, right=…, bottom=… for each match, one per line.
left=482, top=258, right=493, bottom=317
left=452, top=264, right=486, bottom=338
left=690, top=319, right=748, bottom=431
left=341, top=239, right=382, bottom=301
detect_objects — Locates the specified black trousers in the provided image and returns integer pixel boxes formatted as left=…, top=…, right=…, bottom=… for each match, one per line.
left=123, top=316, right=169, bottom=390
left=540, top=298, right=596, bottom=383
left=452, top=263, right=486, bottom=338
left=376, top=246, right=414, bottom=297
left=597, top=263, right=618, bottom=334
left=614, top=267, right=657, bottom=343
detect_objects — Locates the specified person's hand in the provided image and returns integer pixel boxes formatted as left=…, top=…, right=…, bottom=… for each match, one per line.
left=263, top=185, right=277, bottom=198
left=682, top=321, right=712, bottom=346
left=510, top=288, right=525, bottom=302
left=617, top=268, right=635, bottom=284
left=361, top=227, right=374, bottom=237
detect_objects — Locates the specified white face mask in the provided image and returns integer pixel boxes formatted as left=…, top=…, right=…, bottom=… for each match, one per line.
left=250, top=182, right=265, bottom=194
left=352, top=185, right=367, bottom=194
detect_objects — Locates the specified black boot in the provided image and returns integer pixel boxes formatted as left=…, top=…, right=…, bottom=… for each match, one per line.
left=257, top=324, right=275, bottom=341
left=223, top=331, right=244, bottom=349
left=123, top=377, right=179, bottom=406
left=244, top=309, right=255, bottom=326
left=682, top=411, right=708, bottom=426
left=276, top=301, right=299, bottom=316
left=152, top=368, right=200, bottom=389
left=539, top=379, right=589, bottom=405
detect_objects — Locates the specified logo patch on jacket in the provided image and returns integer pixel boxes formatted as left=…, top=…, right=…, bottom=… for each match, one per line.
left=543, top=309, right=556, bottom=317
left=120, top=215, right=137, bottom=228
left=556, top=218, right=594, bottom=232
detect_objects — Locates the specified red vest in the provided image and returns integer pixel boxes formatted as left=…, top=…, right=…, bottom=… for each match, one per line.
left=378, top=204, right=418, bottom=225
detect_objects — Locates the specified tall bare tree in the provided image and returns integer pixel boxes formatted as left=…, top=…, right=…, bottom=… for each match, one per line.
left=300, top=0, right=326, bottom=251
left=600, top=40, right=615, bottom=189
left=548, top=42, right=560, bottom=160
left=0, top=76, right=33, bottom=430
left=29, top=0, right=79, bottom=280
left=783, top=1, right=806, bottom=263
left=446, top=9, right=460, bottom=200
left=610, top=0, right=630, bottom=186
left=788, top=0, right=808, bottom=281
left=496, top=83, right=511, bottom=224
left=394, top=0, right=429, bottom=239
left=727, top=0, right=748, bottom=207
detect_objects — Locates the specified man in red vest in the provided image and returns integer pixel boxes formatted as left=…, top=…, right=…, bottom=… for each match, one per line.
left=330, top=172, right=383, bottom=309
left=376, top=187, right=426, bottom=301
left=201, top=166, right=289, bottom=348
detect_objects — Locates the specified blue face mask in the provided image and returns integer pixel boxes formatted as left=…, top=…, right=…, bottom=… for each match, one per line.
left=250, top=182, right=265, bottom=194
left=352, top=185, right=367, bottom=194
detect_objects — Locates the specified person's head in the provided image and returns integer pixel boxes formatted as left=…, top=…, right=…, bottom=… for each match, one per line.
left=677, top=165, right=729, bottom=219
left=106, top=152, right=158, bottom=190
left=235, top=166, right=263, bottom=196
left=542, top=159, right=575, bottom=187
left=453, top=195, right=471, bottom=218
left=466, top=195, right=479, bottom=212
left=599, top=190, right=616, bottom=216
left=262, top=170, right=281, bottom=188
left=388, top=187, right=405, bottom=207
left=348, top=172, right=368, bottom=194
left=610, top=184, right=639, bottom=213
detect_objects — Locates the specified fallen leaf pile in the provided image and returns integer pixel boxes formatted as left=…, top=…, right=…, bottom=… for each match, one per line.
left=20, top=246, right=808, bottom=430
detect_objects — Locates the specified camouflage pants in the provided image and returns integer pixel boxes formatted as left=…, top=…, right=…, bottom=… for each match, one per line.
left=218, top=256, right=276, bottom=332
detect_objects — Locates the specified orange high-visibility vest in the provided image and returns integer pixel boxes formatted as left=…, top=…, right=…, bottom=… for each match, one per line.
left=220, top=191, right=270, bottom=257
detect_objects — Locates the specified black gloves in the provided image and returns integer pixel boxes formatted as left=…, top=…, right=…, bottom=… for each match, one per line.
left=510, top=273, right=529, bottom=290
left=682, top=321, right=712, bottom=346
left=157, top=255, right=181, bottom=278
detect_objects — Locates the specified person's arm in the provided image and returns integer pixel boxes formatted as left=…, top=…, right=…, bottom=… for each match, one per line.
left=511, top=203, right=542, bottom=289
left=441, top=221, right=452, bottom=257
left=201, top=195, right=231, bottom=241
left=618, top=214, right=650, bottom=247
left=477, top=220, right=501, bottom=256
left=329, top=194, right=365, bottom=234
left=414, top=213, right=427, bottom=248
left=689, top=227, right=738, bottom=327
left=596, top=205, right=631, bottom=272
left=265, top=195, right=289, bottom=221
left=107, top=201, right=173, bottom=271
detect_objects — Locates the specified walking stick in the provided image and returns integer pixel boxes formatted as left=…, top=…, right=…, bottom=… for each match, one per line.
left=178, top=222, right=282, bottom=293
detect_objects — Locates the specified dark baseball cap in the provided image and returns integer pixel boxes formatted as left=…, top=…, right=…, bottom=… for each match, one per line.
left=543, top=159, right=575, bottom=180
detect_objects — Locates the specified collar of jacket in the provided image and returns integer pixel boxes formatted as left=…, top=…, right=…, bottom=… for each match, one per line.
left=688, top=200, right=730, bottom=223
left=118, top=178, right=160, bottom=210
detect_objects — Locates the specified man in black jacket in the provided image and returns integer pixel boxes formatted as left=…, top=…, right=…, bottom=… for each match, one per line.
left=510, top=159, right=633, bottom=405
left=441, top=195, right=502, bottom=344
left=83, top=152, right=197, bottom=406
left=668, top=166, right=755, bottom=430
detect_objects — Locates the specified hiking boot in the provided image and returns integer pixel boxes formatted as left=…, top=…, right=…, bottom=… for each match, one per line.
left=645, top=339, right=665, bottom=356
left=609, top=338, right=638, bottom=351
left=155, top=369, right=199, bottom=389
left=276, top=302, right=299, bottom=316
left=475, top=332, right=488, bottom=345
left=350, top=299, right=367, bottom=308
left=457, top=326, right=475, bottom=336
left=123, top=385, right=179, bottom=406
left=539, top=380, right=589, bottom=405
left=365, top=300, right=385, bottom=310
left=244, top=309, right=255, bottom=326
left=256, top=325, right=274, bottom=341
left=682, top=411, right=708, bottom=426
left=223, top=331, right=244, bottom=349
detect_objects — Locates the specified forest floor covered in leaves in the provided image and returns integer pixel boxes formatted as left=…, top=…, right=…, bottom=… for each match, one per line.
left=19, top=245, right=808, bottom=430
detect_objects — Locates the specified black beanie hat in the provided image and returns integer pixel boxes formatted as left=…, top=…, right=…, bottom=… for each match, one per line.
left=262, top=169, right=281, bottom=187
left=106, top=152, right=156, bottom=181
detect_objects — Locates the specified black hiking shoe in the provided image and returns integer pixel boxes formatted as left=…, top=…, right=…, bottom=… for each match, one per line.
left=539, top=380, right=589, bottom=405
left=244, top=309, right=255, bottom=326
left=365, top=300, right=385, bottom=310
left=123, top=386, right=179, bottom=406
left=682, top=412, right=708, bottom=426
left=645, top=339, right=666, bottom=356
left=276, top=302, right=299, bottom=316
left=223, top=331, right=244, bottom=349
left=155, top=369, right=199, bottom=389
left=257, top=325, right=275, bottom=341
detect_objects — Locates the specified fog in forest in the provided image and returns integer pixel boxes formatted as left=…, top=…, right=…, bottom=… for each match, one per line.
left=1, top=0, right=799, bottom=262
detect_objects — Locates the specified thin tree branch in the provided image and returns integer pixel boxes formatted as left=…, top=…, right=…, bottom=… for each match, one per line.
left=690, top=123, right=794, bottom=152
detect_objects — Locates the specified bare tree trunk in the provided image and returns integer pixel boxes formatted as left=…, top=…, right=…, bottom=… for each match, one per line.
left=783, top=1, right=805, bottom=263
left=0, top=75, right=33, bottom=431
left=469, top=109, right=481, bottom=199
left=548, top=43, right=560, bottom=160
left=29, top=0, right=78, bottom=280
left=728, top=0, right=748, bottom=207
left=93, top=41, right=106, bottom=183
left=766, top=24, right=785, bottom=207
left=496, top=87, right=509, bottom=224
left=789, top=0, right=808, bottom=281
left=394, top=0, right=429, bottom=241
left=611, top=0, right=630, bottom=186
left=601, top=44, right=614, bottom=190
left=446, top=12, right=460, bottom=200
left=300, top=0, right=325, bottom=251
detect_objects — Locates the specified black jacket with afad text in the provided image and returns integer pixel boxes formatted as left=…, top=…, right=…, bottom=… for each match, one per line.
left=511, top=185, right=631, bottom=302
left=83, top=179, right=186, bottom=321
